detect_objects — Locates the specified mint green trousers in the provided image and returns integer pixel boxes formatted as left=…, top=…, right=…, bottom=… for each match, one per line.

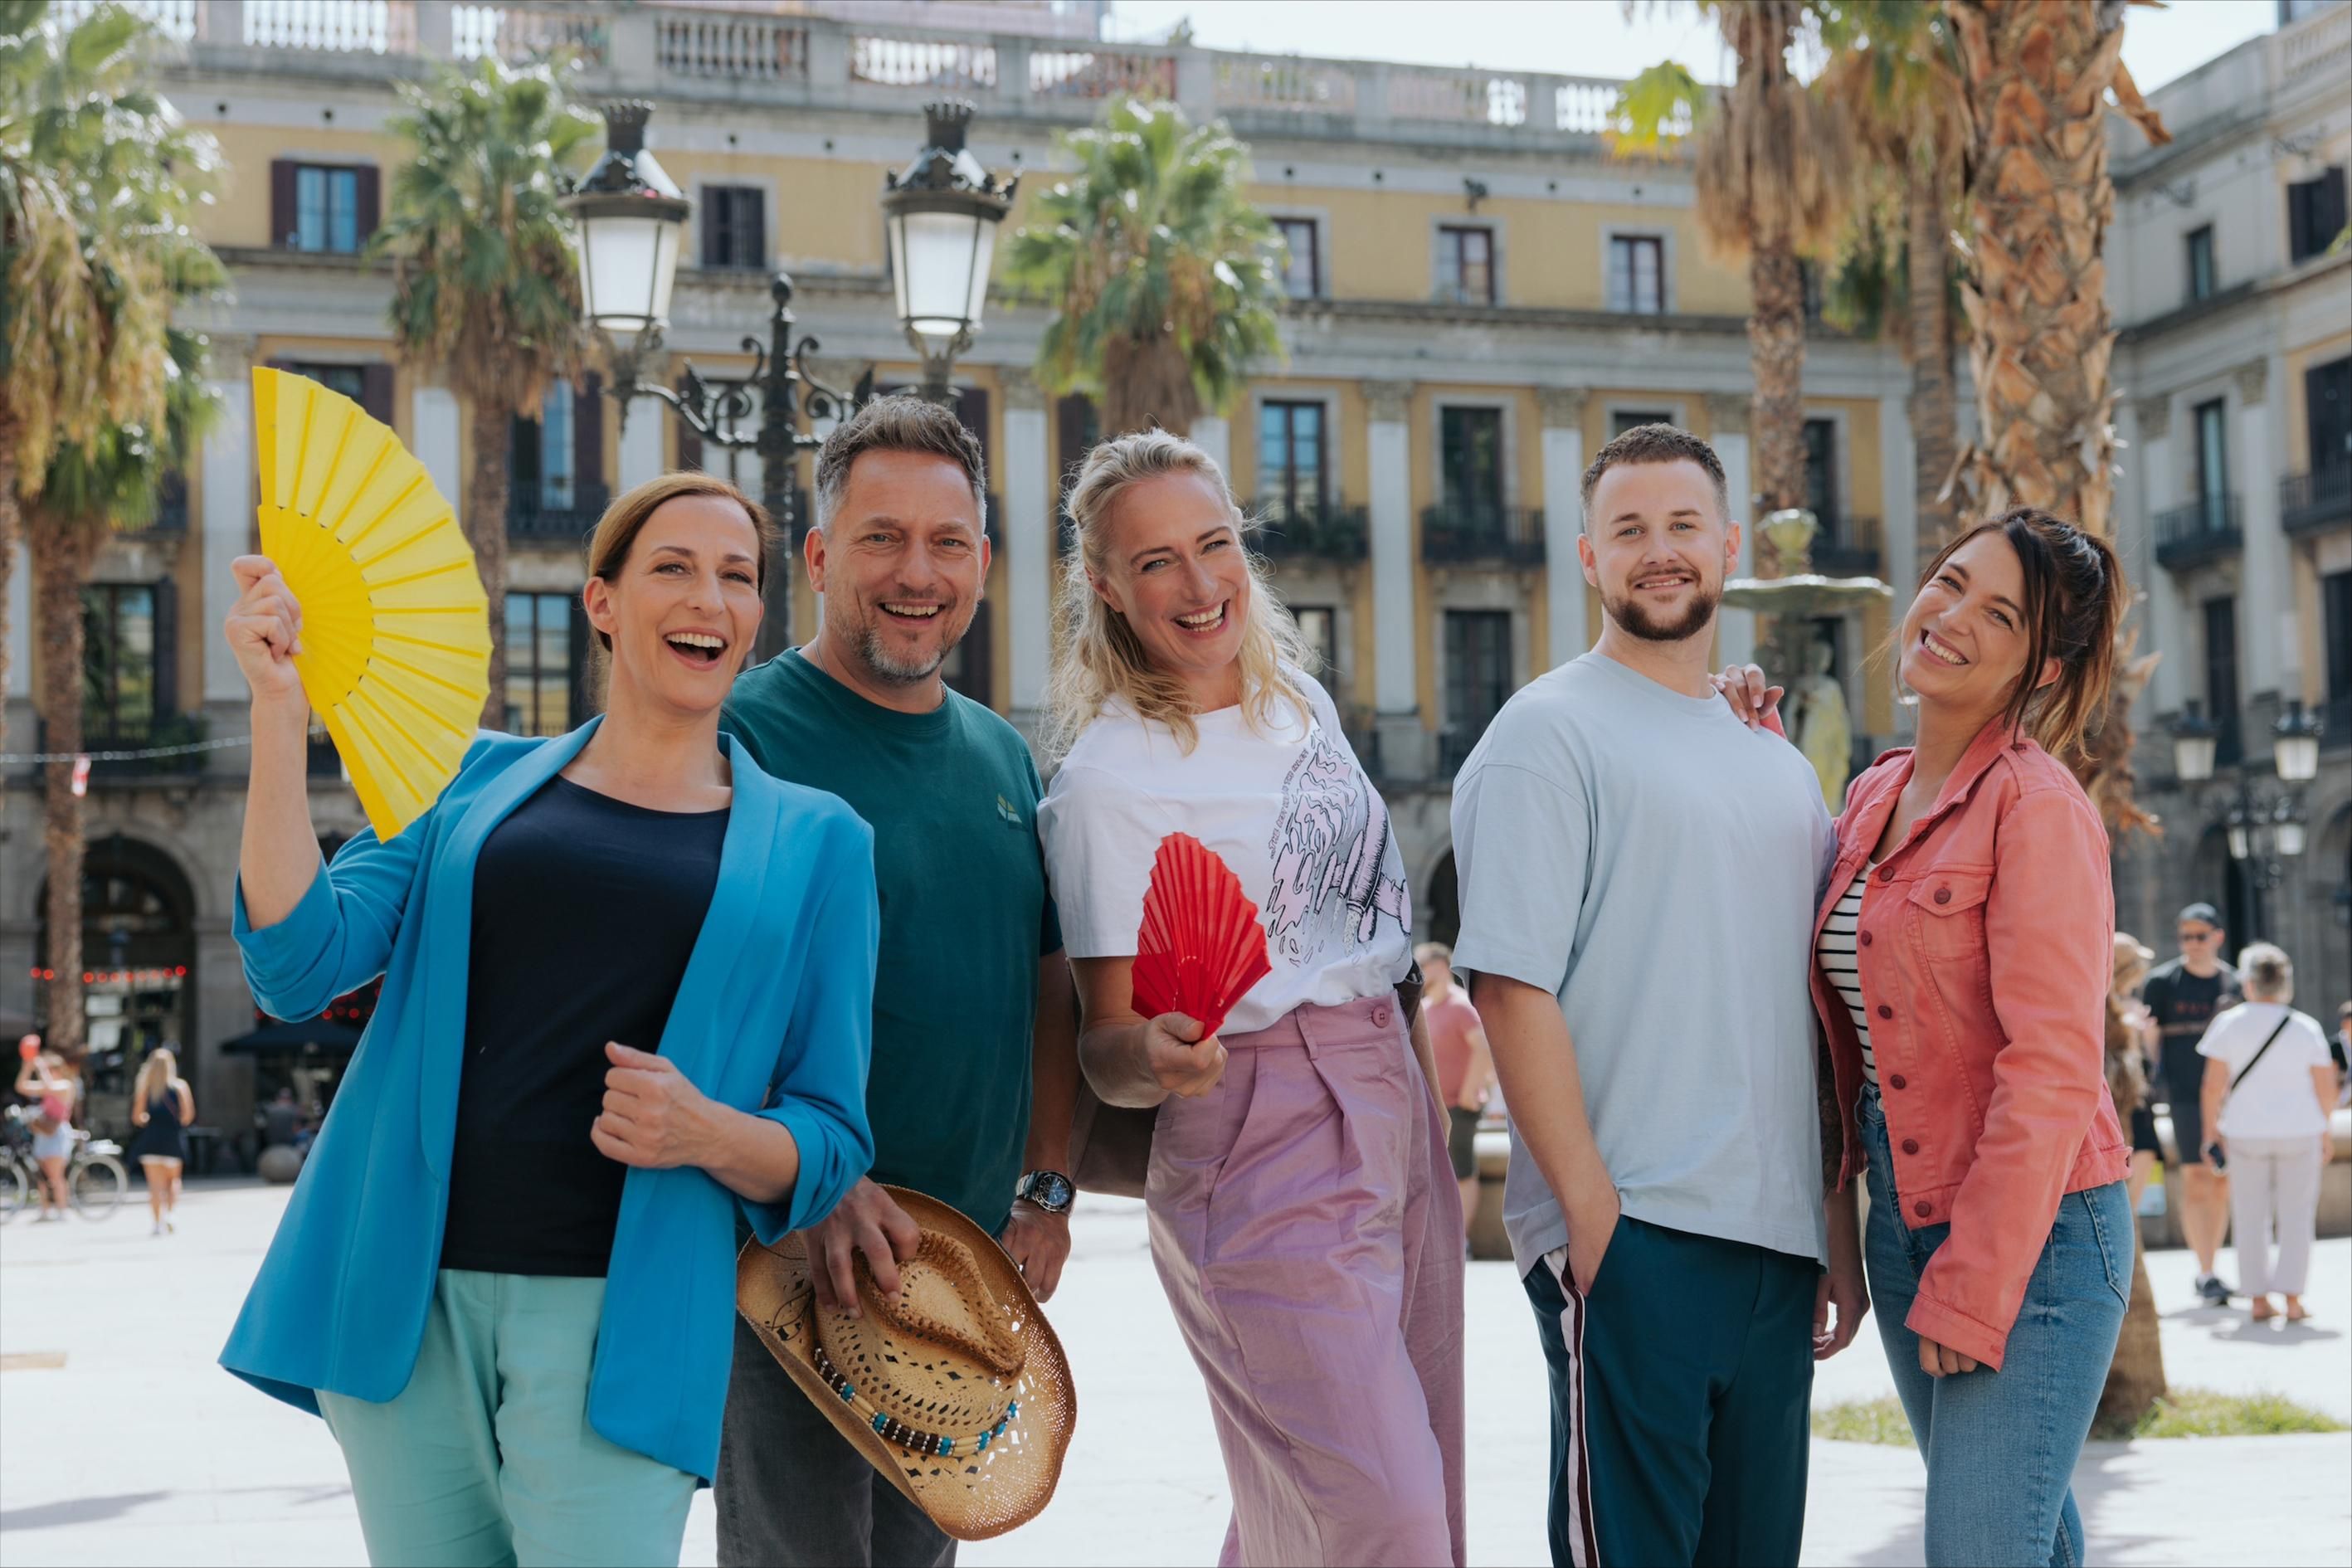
left=317, top=1270, right=698, bottom=1567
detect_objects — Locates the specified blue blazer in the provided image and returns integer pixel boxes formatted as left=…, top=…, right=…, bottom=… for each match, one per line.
left=220, top=721, right=878, bottom=1482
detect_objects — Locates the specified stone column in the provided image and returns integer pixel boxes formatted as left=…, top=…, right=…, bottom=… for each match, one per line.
left=1364, top=380, right=1427, bottom=779
left=2135, top=395, right=2185, bottom=714
left=617, top=396, right=665, bottom=492
left=201, top=338, right=256, bottom=707
left=2233, top=358, right=2287, bottom=704
left=1707, top=392, right=1756, bottom=666
left=4, top=536, right=26, bottom=700
left=1879, top=392, right=1919, bottom=742
left=1190, top=415, right=1230, bottom=480
left=1538, top=387, right=1590, bottom=665
left=411, top=385, right=464, bottom=529
left=1001, top=368, right=1052, bottom=728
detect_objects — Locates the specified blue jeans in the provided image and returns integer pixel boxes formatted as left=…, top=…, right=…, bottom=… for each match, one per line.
left=1858, top=1085, right=2132, bottom=1567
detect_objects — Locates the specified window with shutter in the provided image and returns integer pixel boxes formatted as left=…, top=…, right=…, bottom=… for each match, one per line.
left=2288, top=167, right=2346, bottom=265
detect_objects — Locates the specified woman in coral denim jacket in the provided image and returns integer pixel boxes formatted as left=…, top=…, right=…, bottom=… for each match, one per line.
left=1728, top=506, right=2133, bottom=1567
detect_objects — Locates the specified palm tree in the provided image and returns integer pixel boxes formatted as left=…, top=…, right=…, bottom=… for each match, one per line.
left=1004, top=97, right=1283, bottom=437
left=1615, top=1, right=1851, bottom=563
left=377, top=56, right=594, bottom=724
left=1942, top=0, right=2166, bottom=538
left=1, top=0, right=171, bottom=756
left=1945, top=0, right=2172, bottom=1425
left=11, top=0, right=222, bottom=1059
left=1816, top=0, right=1969, bottom=551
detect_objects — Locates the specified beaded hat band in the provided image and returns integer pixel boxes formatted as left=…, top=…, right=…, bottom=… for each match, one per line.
left=736, top=1186, right=1077, bottom=1543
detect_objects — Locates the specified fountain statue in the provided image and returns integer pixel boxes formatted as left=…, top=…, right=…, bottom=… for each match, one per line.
left=1721, top=509, right=1893, bottom=808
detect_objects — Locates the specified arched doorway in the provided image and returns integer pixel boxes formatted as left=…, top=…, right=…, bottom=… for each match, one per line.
left=32, top=834, right=197, bottom=1137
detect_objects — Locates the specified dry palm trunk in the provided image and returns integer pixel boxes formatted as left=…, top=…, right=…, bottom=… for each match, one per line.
left=2096, top=1243, right=2168, bottom=1437
left=1947, top=0, right=2168, bottom=839
left=465, top=397, right=513, bottom=729
left=1945, top=0, right=2166, bottom=538
left=1102, top=334, right=1198, bottom=438
left=1906, top=162, right=1961, bottom=554
left=33, top=523, right=99, bottom=1059
left=0, top=413, right=17, bottom=761
left=1750, top=245, right=1809, bottom=572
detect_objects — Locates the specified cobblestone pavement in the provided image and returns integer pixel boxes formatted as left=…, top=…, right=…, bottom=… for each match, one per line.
left=2, top=1181, right=2345, bottom=1566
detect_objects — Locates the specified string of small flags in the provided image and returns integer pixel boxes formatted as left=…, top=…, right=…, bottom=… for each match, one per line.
left=1, top=728, right=335, bottom=796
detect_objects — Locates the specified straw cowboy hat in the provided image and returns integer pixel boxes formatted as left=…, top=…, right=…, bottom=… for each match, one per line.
left=736, top=1186, right=1075, bottom=1541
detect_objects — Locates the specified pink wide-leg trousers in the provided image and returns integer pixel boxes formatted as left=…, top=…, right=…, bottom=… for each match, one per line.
left=1147, top=994, right=1468, bottom=1568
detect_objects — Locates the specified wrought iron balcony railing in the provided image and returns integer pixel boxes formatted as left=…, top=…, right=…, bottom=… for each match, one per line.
left=2152, top=493, right=2242, bottom=572
left=508, top=481, right=613, bottom=543
left=2280, top=465, right=2350, bottom=537
left=1808, top=514, right=1882, bottom=578
left=1420, top=504, right=1545, bottom=567
left=1251, top=500, right=1369, bottom=562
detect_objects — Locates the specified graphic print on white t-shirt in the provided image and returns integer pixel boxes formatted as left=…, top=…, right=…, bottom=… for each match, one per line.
left=1265, top=722, right=1412, bottom=967
left=1038, top=676, right=1414, bottom=1037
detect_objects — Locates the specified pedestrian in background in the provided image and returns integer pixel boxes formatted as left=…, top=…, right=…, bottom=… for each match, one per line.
left=217, top=472, right=878, bottom=1568
left=128, top=1046, right=194, bottom=1235
left=1416, top=942, right=1493, bottom=1234
left=13, top=1047, right=80, bottom=1222
left=2143, top=901, right=2243, bottom=1306
left=1041, top=430, right=1464, bottom=1568
left=2199, top=943, right=2336, bottom=1324
left=2110, top=934, right=2162, bottom=1214
left=2333, top=1001, right=2350, bottom=1104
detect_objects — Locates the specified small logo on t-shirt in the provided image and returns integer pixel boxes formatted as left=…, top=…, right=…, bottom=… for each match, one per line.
left=996, top=793, right=1023, bottom=827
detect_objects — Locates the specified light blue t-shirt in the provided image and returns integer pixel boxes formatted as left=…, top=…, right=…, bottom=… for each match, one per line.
left=1450, top=651, right=1837, bottom=1273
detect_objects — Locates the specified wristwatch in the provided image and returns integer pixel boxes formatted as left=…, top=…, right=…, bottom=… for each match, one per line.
left=1015, top=1170, right=1076, bottom=1215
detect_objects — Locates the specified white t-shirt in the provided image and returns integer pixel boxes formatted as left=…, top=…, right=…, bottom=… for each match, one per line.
left=1038, top=677, right=1413, bottom=1038
left=2198, top=1001, right=2334, bottom=1140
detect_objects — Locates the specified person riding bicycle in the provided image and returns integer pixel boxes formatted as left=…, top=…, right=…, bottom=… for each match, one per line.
left=13, top=1047, right=81, bottom=1222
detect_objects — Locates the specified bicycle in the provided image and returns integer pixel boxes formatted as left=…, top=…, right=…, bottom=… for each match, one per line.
left=0, top=1106, right=125, bottom=1221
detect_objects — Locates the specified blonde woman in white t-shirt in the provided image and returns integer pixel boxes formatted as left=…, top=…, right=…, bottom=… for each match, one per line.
left=1037, top=430, right=1464, bottom=1568
left=2198, top=943, right=2338, bottom=1323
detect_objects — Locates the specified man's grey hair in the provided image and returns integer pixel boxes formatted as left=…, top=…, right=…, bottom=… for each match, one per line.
left=811, top=393, right=988, bottom=533
left=2238, top=942, right=2294, bottom=1002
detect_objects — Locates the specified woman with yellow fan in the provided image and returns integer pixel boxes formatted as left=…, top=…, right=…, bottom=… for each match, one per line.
left=218, top=463, right=879, bottom=1568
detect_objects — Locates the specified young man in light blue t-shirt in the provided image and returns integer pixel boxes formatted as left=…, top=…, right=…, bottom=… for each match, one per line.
left=1451, top=423, right=1867, bottom=1568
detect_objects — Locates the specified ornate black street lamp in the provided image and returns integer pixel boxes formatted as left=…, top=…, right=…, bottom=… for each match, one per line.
left=2169, top=697, right=2325, bottom=932
left=562, top=100, right=869, bottom=654
left=881, top=100, right=1018, bottom=404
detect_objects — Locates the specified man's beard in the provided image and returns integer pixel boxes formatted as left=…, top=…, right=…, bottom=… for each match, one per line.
left=1602, top=581, right=1721, bottom=644
left=841, top=595, right=975, bottom=684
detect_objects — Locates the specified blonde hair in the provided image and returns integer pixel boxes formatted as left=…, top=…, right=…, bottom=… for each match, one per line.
left=1044, top=430, right=1315, bottom=759
left=584, top=472, right=778, bottom=653
left=133, top=1048, right=178, bottom=1106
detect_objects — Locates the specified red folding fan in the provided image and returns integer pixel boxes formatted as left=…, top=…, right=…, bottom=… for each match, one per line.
left=1130, top=833, right=1273, bottom=1038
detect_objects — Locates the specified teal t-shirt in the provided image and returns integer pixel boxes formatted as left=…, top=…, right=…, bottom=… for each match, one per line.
left=721, top=650, right=1058, bottom=1234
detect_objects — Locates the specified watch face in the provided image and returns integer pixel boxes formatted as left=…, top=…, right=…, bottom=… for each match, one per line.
left=1025, top=1171, right=1075, bottom=1212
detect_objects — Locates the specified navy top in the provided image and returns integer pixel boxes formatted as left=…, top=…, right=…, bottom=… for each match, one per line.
left=440, top=775, right=728, bottom=1276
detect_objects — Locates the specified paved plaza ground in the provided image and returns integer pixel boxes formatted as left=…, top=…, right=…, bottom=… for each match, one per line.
left=2, top=1180, right=2346, bottom=1566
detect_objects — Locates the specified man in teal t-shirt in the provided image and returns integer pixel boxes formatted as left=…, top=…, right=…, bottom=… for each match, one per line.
left=713, top=397, right=1076, bottom=1568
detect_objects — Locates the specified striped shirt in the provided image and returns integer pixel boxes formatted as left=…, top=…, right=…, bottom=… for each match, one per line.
left=1818, top=864, right=1877, bottom=1088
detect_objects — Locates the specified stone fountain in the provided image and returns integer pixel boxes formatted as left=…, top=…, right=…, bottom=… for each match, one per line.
left=1721, top=509, right=1895, bottom=808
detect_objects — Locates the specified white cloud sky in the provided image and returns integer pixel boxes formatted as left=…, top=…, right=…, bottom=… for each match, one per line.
left=1098, top=0, right=2280, bottom=95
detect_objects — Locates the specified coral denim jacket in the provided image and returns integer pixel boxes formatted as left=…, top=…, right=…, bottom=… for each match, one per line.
left=1812, top=722, right=2129, bottom=1371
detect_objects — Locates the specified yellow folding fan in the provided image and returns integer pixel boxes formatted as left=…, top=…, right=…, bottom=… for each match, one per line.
left=252, top=366, right=491, bottom=842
